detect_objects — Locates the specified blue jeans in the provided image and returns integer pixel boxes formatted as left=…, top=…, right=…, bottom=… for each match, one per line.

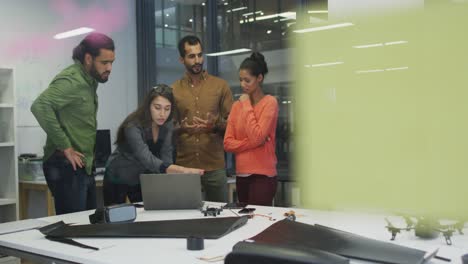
left=43, top=152, right=96, bottom=215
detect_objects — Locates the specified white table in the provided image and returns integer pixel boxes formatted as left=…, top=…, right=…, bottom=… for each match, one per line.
left=0, top=204, right=467, bottom=264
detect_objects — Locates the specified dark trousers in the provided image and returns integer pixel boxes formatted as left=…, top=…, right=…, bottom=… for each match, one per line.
left=43, top=152, right=96, bottom=215
left=236, top=175, right=277, bottom=206
left=103, top=181, right=142, bottom=206
left=202, top=169, right=228, bottom=202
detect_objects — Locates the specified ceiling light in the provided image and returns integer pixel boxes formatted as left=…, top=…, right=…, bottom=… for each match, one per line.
left=308, top=10, right=328, bottom=14
left=310, top=61, right=344, bottom=67
left=206, top=48, right=251, bottom=56
left=256, top=12, right=296, bottom=21
left=293, top=22, right=354, bottom=33
left=385, top=40, right=408, bottom=46
left=353, top=43, right=384, bottom=49
left=356, top=66, right=408, bottom=74
left=228, top=7, right=247, bottom=12
left=242, top=11, right=263, bottom=17
left=353, top=40, right=408, bottom=49
left=240, top=11, right=295, bottom=23
left=385, top=66, right=409, bottom=71
left=53, top=27, right=94, bottom=39
left=240, top=18, right=255, bottom=24
left=356, top=69, right=384, bottom=74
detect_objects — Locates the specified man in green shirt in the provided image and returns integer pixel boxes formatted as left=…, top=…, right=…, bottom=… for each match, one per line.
left=31, top=32, right=115, bottom=215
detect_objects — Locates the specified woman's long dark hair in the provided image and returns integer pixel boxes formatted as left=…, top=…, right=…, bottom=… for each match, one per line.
left=114, top=84, right=174, bottom=145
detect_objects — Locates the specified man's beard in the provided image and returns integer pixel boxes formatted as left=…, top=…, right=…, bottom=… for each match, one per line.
left=90, top=64, right=110, bottom=83
left=187, top=63, right=203, bottom=75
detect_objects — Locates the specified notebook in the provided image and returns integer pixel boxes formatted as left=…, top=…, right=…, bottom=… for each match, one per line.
left=140, top=173, right=203, bottom=210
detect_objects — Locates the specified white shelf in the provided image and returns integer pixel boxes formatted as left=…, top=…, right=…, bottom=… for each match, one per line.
left=0, top=199, right=16, bottom=206
left=0, top=66, right=18, bottom=223
left=0, top=142, right=14, bottom=147
left=0, top=256, right=20, bottom=264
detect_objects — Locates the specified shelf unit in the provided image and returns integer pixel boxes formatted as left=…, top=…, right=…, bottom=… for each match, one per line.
left=0, top=256, right=19, bottom=264
left=0, top=67, right=18, bottom=224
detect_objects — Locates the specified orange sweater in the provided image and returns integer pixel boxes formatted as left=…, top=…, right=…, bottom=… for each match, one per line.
left=224, top=95, right=278, bottom=177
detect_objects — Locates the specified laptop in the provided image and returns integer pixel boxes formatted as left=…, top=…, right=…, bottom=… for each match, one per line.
left=140, top=173, right=203, bottom=210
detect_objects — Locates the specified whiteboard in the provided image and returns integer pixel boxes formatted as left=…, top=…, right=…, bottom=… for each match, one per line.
left=14, top=45, right=73, bottom=127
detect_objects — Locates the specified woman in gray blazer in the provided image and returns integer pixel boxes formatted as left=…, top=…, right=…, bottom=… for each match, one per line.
left=103, top=84, right=203, bottom=205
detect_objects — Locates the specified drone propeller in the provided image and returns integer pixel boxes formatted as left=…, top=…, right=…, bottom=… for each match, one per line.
left=438, top=220, right=466, bottom=236
left=402, top=215, right=416, bottom=230
left=436, top=228, right=455, bottom=245
left=453, top=221, right=466, bottom=235
left=385, top=218, right=404, bottom=240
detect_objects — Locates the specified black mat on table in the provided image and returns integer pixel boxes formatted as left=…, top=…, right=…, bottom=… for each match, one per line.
left=40, top=216, right=248, bottom=239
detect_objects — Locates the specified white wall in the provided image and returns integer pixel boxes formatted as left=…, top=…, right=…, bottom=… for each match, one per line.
left=329, top=0, right=424, bottom=19
left=0, top=0, right=138, bottom=156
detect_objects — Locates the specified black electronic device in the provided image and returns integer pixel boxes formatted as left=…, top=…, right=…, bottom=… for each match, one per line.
left=238, top=208, right=256, bottom=214
left=223, top=202, right=247, bottom=209
left=89, top=204, right=137, bottom=224
left=19, top=153, right=38, bottom=159
left=462, top=254, right=468, bottom=264
left=201, top=206, right=223, bottom=217
left=94, top=129, right=111, bottom=168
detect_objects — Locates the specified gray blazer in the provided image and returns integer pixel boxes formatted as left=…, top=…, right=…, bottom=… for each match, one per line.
left=104, top=121, right=173, bottom=185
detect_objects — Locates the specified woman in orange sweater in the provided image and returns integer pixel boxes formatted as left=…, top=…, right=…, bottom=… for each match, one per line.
left=224, top=52, right=278, bottom=206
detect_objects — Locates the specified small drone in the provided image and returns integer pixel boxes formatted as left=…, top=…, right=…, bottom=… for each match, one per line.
left=284, top=210, right=297, bottom=221
left=201, top=206, right=223, bottom=217
left=385, top=215, right=465, bottom=245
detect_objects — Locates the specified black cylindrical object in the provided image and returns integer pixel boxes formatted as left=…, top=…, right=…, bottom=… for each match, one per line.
left=462, top=254, right=468, bottom=264
left=187, top=236, right=204, bottom=250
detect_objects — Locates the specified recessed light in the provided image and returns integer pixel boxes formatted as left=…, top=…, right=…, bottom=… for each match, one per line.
left=54, top=27, right=95, bottom=39
left=293, top=23, right=353, bottom=33
left=206, top=48, right=251, bottom=56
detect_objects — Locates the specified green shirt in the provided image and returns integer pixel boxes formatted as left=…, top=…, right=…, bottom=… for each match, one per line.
left=31, top=61, right=98, bottom=175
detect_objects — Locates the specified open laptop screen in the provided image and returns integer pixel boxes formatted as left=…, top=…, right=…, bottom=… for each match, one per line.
left=140, top=173, right=202, bottom=210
